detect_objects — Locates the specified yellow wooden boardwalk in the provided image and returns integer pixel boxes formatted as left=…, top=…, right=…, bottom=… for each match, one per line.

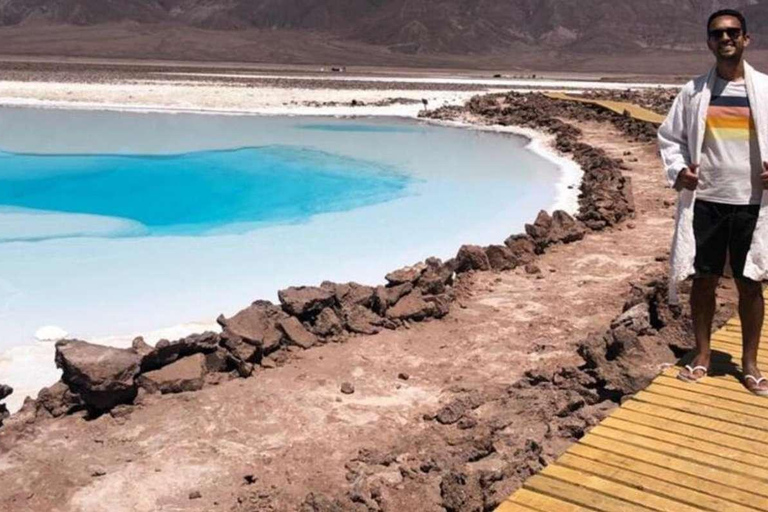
left=544, top=92, right=667, bottom=125
left=498, top=313, right=768, bottom=512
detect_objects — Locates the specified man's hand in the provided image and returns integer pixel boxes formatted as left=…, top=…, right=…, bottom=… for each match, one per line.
left=762, top=162, right=768, bottom=189
left=674, top=164, right=699, bottom=191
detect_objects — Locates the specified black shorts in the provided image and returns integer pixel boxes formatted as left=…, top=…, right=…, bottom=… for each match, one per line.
left=693, top=199, right=760, bottom=280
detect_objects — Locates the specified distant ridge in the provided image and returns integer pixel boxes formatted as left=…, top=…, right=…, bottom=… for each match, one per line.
left=1, top=0, right=768, bottom=72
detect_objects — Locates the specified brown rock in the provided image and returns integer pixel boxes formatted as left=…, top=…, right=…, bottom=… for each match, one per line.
left=416, top=258, right=454, bottom=295
left=139, top=332, right=220, bottom=372
left=0, top=384, right=11, bottom=401
left=204, top=348, right=230, bottom=373
left=526, top=210, right=586, bottom=251
left=321, top=281, right=375, bottom=309
left=485, top=245, right=517, bottom=271
left=131, top=337, right=152, bottom=358
left=385, top=263, right=427, bottom=285
left=312, top=307, right=344, bottom=337
left=218, top=301, right=285, bottom=353
left=55, top=339, right=142, bottom=411
left=278, top=286, right=335, bottom=318
left=372, top=282, right=413, bottom=315
left=340, top=382, right=355, bottom=394
left=386, top=290, right=435, bottom=321
left=342, top=304, right=384, bottom=335
left=525, top=210, right=553, bottom=241
left=525, top=264, right=542, bottom=275
left=455, top=245, right=490, bottom=273
left=221, top=334, right=261, bottom=364
left=424, top=294, right=451, bottom=319
left=503, top=234, right=537, bottom=264
left=278, top=317, right=318, bottom=349
left=440, top=472, right=483, bottom=512
left=137, top=353, right=207, bottom=394
left=0, top=384, right=12, bottom=425
left=36, top=381, right=84, bottom=417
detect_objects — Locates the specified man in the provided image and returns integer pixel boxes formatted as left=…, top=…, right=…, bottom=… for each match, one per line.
left=658, top=9, right=768, bottom=396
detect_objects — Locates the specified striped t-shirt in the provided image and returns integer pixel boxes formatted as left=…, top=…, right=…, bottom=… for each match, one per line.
left=698, top=77, right=762, bottom=205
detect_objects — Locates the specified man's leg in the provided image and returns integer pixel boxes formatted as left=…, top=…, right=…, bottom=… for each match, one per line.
left=682, top=275, right=720, bottom=379
left=735, top=278, right=768, bottom=391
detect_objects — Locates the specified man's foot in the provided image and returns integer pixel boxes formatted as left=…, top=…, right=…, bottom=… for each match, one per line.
left=743, top=366, right=768, bottom=397
left=678, top=353, right=711, bottom=383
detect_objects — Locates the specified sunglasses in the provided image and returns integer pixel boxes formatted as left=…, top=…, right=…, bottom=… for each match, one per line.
left=708, top=28, right=743, bottom=40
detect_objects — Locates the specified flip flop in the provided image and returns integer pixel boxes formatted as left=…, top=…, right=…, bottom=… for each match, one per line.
left=677, top=364, right=708, bottom=383
left=744, top=375, right=768, bottom=397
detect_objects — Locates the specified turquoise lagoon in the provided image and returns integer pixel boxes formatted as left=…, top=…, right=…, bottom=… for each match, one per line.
left=0, top=108, right=573, bottom=391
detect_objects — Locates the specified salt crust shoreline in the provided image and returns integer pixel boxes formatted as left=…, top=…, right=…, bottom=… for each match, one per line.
left=0, top=78, right=626, bottom=413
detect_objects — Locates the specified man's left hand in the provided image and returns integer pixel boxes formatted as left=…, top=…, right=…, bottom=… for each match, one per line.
left=763, top=162, right=768, bottom=189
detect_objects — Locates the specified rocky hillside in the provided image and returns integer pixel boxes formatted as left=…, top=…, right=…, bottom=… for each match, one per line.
left=0, top=0, right=765, bottom=58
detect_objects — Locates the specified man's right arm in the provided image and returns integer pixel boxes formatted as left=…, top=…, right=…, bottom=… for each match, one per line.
left=658, top=86, right=693, bottom=189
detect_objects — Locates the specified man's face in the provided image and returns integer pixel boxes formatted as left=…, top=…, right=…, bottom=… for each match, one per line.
left=707, top=15, right=750, bottom=62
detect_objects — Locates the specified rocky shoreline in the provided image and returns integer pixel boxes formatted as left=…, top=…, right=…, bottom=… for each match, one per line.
left=1, top=89, right=721, bottom=511
left=0, top=93, right=645, bottom=426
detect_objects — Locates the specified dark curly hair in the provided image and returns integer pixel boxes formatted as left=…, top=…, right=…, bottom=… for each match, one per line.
left=708, top=9, right=747, bottom=35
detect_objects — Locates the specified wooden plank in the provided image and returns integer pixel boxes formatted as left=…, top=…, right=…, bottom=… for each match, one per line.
left=622, top=399, right=768, bottom=443
left=710, top=340, right=768, bottom=362
left=557, top=451, right=762, bottom=512
left=656, top=375, right=768, bottom=409
left=524, top=474, right=655, bottom=512
left=507, top=489, right=595, bottom=512
left=541, top=464, right=705, bottom=512
left=610, top=407, right=768, bottom=454
left=565, top=444, right=768, bottom=511
left=495, top=500, right=540, bottom=512
left=543, top=92, right=666, bottom=124
left=599, top=417, right=768, bottom=469
left=661, top=367, right=763, bottom=396
left=580, top=432, right=768, bottom=495
left=645, top=382, right=768, bottom=418
left=589, top=426, right=768, bottom=485
left=633, top=390, right=768, bottom=430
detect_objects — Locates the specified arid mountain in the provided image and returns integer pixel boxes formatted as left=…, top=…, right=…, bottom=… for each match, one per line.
left=0, top=0, right=766, bottom=72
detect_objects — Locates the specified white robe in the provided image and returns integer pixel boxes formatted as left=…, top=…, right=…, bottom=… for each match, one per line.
left=658, top=62, right=768, bottom=303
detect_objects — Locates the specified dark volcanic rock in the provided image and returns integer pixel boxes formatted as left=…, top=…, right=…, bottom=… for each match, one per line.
left=485, top=245, right=517, bottom=271
left=503, top=234, right=537, bottom=264
left=372, top=282, right=413, bottom=315
left=440, top=472, right=483, bottom=512
left=278, top=286, right=336, bottom=318
left=525, top=209, right=586, bottom=251
left=386, top=290, right=435, bottom=321
left=321, top=281, right=375, bottom=309
left=139, top=331, right=220, bottom=372
left=278, top=317, right=318, bottom=349
left=217, top=301, right=285, bottom=353
left=0, top=384, right=11, bottom=401
left=312, top=307, right=345, bottom=337
left=385, top=263, right=427, bottom=286
left=0, top=384, right=11, bottom=425
left=221, top=333, right=261, bottom=364
left=416, top=257, right=454, bottom=295
left=204, top=349, right=230, bottom=373
left=455, top=245, right=491, bottom=273
left=36, top=381, right=84, bottom=417
left=425, top=294, right=452, bottom=319
left=55, top=340, right=142, bottom=411
left=137, top=353, right=207, bottom=394
left=342, top=304, right=384, bottom=335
